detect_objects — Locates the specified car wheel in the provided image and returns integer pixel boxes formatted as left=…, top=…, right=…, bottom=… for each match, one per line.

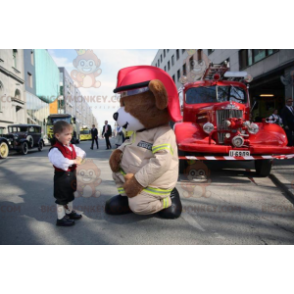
left=27, top=135, right=34, bottom=148
left=255, top=159, right=273, bottom=177
left=0, top=142, right=9, bottom=159
left=21, top=142, right=29, bottom=155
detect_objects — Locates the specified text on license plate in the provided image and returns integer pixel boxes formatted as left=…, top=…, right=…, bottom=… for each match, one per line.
left=229, top=150, right=250, bottom=157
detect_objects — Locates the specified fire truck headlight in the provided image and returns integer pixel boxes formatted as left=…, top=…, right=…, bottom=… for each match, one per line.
left=243, top=121, right=251, bottom=128
left=203, top=122, right=214, bottom=134
left=248, top=123, right=259, bottom=134
left=225, top=133, right=231, bottom=139
left=232, top=136, right=244, bottom=147
left=224, top=120, right=231, bottom=127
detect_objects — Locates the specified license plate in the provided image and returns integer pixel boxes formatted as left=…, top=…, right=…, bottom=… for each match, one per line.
left=229, top=150, right=250, bottom=157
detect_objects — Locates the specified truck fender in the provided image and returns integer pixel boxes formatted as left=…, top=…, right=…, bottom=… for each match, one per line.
left=174, top=122, right=206, bottom=146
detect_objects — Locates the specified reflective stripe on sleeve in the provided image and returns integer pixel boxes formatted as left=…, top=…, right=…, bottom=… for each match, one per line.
left=152, top=144, right=174, bottom=155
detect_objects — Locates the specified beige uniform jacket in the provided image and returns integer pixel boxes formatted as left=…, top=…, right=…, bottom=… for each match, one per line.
left=118, top=125, right=179, bottom=196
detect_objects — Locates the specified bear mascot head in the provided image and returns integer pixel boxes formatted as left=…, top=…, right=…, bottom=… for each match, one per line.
left=105, top=66, right=183, bottom=219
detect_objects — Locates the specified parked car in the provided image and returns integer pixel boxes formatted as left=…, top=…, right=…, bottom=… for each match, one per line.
left=0, top=124, right=44, bottom=159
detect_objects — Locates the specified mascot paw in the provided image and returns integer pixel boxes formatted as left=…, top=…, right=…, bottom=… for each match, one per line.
left=123, top=173, right=143, bottom=198
left=109, top=149, right=123, bottom=172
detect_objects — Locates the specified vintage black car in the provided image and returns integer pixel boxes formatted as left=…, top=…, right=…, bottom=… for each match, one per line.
left=0, top=124, right=44, bottom=159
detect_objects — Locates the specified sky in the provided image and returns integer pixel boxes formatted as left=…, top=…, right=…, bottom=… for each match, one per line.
left=48, top=49, right=157, bottom=131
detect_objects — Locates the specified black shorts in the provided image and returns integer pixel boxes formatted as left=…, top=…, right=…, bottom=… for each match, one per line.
left=54, top=170, right=76, bottom=205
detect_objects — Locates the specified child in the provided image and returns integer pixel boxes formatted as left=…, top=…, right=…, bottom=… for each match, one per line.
left=48, top=121, right=86, bottom=226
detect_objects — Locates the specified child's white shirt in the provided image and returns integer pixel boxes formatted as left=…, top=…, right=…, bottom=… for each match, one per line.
left=48, top=144, right=86, bottom=171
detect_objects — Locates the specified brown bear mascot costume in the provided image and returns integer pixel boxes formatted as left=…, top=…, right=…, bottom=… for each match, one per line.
left=105, top=66, right=182, bottom=219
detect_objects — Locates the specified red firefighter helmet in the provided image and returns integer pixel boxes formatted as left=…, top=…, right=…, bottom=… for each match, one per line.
left=113, top=65, right=182, bottom=122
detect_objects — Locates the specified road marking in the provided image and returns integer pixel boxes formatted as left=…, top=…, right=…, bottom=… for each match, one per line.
left=181, top=212, right=205, bottom=231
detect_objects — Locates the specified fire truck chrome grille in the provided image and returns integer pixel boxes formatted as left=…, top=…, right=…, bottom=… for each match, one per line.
left=216, top=109, right=243, bottom=144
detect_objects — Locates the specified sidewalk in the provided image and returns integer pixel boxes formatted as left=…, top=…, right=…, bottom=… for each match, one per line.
left=270, top=158, right=294, bottom=203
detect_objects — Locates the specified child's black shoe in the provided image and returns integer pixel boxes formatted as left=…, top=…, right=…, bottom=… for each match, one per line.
left=66, top=211, right=82, bottom=220
left=56, top=216, right=75, bottom=226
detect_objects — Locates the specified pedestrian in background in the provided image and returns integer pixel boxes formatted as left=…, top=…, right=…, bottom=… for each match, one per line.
left=102, top=120, right=112, bottom=149
left=90, top=124, right=99, bottom=149
left=281, top=98, right=294, bottom=146
left=115, top=126, right=124, bottom=148
left=266, top=109, right=283, bottom=126
left=48, top=121, right=86, bottom=227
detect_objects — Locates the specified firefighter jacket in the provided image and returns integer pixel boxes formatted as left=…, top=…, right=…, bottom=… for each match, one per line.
left=118, top=125, right=179, bottom=196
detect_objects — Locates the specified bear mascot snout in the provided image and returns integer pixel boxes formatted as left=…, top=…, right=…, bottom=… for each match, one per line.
left=105, top=66, right=183, bottom=219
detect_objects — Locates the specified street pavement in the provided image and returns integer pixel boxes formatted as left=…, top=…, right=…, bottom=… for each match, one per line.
left=1, top=138, right=294, bottom=245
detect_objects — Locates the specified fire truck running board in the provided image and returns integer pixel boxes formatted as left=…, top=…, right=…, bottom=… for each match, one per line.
left=179, top=155, right=294, bottom=161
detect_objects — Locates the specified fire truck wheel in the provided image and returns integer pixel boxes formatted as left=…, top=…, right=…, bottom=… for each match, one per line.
left=255, top=160, right=273, bottom=177
left=179, top=150, right=188, bottom=174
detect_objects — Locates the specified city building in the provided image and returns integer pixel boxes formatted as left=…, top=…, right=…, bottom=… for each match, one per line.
left=58, top=67, right=98, bottom=128
left=24, top=49, right=60, bottom=135
left=0, top=49, right=26, bottom=134
left=24, top=49, right=51, bottom=133
left=152, top=49, right=294, bottom=120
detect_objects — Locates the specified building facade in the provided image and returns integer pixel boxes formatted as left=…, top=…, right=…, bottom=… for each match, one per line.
left=24, top=49, right=60, bottom=135
left=58, top=67, right=98, bottom=129
left=152, top=49, right=294, bottom=120
left=0, top=49, right=26, bottom=134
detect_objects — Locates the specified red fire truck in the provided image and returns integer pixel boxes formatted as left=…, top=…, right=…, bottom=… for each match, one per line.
left=175, top=64, right=294, bottom=176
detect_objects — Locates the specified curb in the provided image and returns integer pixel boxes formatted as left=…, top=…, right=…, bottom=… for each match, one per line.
left=269, top=171, right=294, bottom=205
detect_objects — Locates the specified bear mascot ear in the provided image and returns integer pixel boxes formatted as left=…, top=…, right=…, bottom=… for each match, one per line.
left=148, top=79, right=168, bottom=110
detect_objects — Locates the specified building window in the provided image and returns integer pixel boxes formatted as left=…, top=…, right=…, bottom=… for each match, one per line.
left=208, top=49, right=215, bottom=55
left=197, top=49, right=202, bottom=62
left=168, top=61, right=170, bottom=71
left=182, top=49, right=185, bottom=54
left=31, top=50, right=34, bottom=65
left=27, top=72, right=33, bottom=88
left=158, top=59, right=160, bottom=66
left=239, top=49, right=278, bottom=70
left=164, top=66, right=166, bottom=71
left=183, top=63, right=186, bottom=76
left=172, top=75, right=175, bottom=82
left=163, top=50, right=166, bottom=58
left=155, top=63, right=157, bottom=67
left=160, top=54, right=163, bottom=62
left=0, top=127, right=4, bottom=135
left=176, top=49, right=180, bottom=60
left=189, top=56, right=194, bottom=71
left=12, top=49, right=18, bottom=68
left=171, top=55, right=174, bottom=66
left=177, top=69, right=181, bottom=81
left=167, top=49, right=169, bottom=52
left=15, top=89, right=21, bottom=100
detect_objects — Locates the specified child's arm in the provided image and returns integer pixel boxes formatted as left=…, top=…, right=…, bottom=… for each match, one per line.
left=48, top=148, right=78, bottom=171
left=73, top=145, right=86, bottom=163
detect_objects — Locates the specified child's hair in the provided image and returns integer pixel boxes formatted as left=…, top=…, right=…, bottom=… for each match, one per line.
left=51, top=121, right=73, bottom=146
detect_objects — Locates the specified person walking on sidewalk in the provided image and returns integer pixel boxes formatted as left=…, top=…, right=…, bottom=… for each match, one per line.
left=102, top=120, right=112, bottom=149
left=90, top=124, right=99, bottom=149
left=281, top=98, right=294, bottom=146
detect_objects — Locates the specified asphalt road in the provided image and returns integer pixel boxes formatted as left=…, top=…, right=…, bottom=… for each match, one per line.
left=1, top=138, right=294, bottom=245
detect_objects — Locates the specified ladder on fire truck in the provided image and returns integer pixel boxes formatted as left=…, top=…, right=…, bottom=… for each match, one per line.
left=202, top=64, right=229, bottom=80
left=202, top=63, right=253, bottom=83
